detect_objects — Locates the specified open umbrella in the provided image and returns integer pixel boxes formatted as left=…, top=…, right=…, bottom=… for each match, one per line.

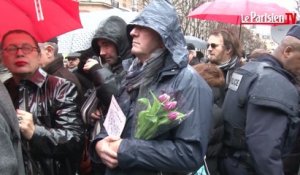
left=270, top=21, right=300, bottom=44
left=188, top=0, right=292, bottom=25
left=271, top=24, right=294, bottom=44
left=1, top=0, right=82, bottom=42
left=184, top=35, right=207, bottom=49
left=58, top=9, right=138, bottom=53
left=58, top=28, right=95, bottom=54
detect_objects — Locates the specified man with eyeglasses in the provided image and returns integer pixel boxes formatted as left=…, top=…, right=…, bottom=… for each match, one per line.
left=220, top=24, right=300, bottom=175
left=204, top=28, right=243, bottom=175
left=207, top=28, right=243, bottom=86
left=0, top=29, right=84, bottom=175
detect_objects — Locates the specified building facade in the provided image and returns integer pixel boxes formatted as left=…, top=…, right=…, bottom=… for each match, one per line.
left=79, top=0, right=141, bottom=12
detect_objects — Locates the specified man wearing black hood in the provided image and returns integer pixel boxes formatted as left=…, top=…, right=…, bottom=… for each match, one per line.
left=89, top=0, right=213, bottom=175
left=80, top=16, right=131, bottom=175
left=84, top=15, right=132, bottom=89
left=82, top=16, right=131, bottom=119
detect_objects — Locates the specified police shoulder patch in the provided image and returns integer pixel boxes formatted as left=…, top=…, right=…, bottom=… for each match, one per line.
left=228, top=72, right=243, bottom=91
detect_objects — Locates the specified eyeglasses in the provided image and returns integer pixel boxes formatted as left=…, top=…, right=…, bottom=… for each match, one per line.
left=207, top=43, right=220, bottom=49
left=2, top=44, right=38, bottom=55
left=67, top=58, right=78, bottom=61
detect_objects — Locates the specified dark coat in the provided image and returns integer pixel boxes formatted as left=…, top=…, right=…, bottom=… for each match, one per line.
left=0, top=81, right=25, bottom=175
left=206, top=89, right=224, bottom=156
left=90, top=54, right=213, bottom=175
left=193, top=63, right=225, bottom=175
left=75, top=47, right=97, bottom=96
left=88, top=16, right=132, bottom=113
left=90, top=15, right=132, bottom=93
left=283, top=127, right=300, bottom=175
left=283, top=92, right=300, bottom=175
left=222, top=56, right=299, bottom=175
left=43, top=55, right=84, bottom=106
left=90, top=0, right=213, bottom=174
left=5, top=68, right=84, bottom=175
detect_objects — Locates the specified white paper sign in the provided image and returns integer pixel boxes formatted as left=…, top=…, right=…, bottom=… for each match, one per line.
left=228, top=72, right=243, bottom=91
left=103, top=95, right=126, bottom=137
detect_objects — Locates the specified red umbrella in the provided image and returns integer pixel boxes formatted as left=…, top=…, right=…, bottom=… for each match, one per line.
left=1, top=0, right=82, bottom=42
left=188, top=0, right=293, bottom=25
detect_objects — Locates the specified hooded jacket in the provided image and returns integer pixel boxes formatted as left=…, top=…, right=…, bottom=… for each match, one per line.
left=91, top=15, right=131, bottom=70
left=5, top=68, right=84, bottom=175
left=89, top=1, right=213, bottom=174
left=89, top=16, right=131, bottom=107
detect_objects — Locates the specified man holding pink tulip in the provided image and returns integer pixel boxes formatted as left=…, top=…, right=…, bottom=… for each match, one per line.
left=89, top=0, right=213, bottom=174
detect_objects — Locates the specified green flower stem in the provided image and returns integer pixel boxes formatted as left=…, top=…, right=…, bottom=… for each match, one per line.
left=135, top=91, right=188, bottom=140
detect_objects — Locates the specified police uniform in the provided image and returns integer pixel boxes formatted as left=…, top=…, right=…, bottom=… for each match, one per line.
left=221, top=55, right=299, bottom=175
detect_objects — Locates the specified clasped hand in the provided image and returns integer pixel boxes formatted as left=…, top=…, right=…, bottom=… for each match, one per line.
left=95, top=136, right=122, bottom=169
left=17, top=109, right=35, bottom=140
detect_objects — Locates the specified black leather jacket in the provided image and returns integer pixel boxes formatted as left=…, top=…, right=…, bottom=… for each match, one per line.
left=5, top=68, right=84, bottom=175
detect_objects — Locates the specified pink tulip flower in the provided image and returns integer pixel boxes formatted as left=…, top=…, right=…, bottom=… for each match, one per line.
left=158, top=93, right=170, bottom=103
left=164, top=101, right=177, bottom=111
left=168, top=111, right=179, bottom=120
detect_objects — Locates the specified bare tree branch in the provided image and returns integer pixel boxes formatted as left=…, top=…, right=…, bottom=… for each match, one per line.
left=137, top=0, right=267, bottom=53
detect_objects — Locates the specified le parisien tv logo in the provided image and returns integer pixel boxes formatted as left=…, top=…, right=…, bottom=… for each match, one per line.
left=241, top=12, right=297, bottom=25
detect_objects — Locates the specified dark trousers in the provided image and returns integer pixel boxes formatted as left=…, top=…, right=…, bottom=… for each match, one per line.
left=219, top=156, right=255, bottom=175
left=206, top=157, right=220, bottom=175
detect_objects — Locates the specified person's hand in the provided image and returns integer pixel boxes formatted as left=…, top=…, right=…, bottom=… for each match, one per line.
left=17, top=109, right=35, bottom=140
left=91, top=109, right=102, bottom=121
left=83, top=58, right=99, bottom=72
left=110, top=138, right=122, bottom=154
left=95, top=136, right=122, bottom=169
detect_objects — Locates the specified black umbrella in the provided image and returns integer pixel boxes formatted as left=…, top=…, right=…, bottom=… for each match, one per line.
left=184, top=35, right=207, bottom=49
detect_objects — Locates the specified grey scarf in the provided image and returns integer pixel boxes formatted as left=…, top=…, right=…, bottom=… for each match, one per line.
left=125, top=49, right=166, bottom=92
left=218, top=56, right=238, bottom=71
left=218, top=56, right=238, bottom=85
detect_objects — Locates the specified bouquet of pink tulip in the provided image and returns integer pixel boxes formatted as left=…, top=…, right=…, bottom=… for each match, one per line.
left=135, top=91, right=192, bottom=140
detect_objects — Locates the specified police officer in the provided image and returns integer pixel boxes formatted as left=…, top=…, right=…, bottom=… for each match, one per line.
left=221, top=24, right=300, bottom=175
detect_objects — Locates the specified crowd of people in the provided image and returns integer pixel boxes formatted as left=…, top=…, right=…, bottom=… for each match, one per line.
left=0, top=0, right=300, bottom=175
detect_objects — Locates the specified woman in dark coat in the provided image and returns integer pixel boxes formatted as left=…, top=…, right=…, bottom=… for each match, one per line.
left=193, top=63, right=225, bottom=175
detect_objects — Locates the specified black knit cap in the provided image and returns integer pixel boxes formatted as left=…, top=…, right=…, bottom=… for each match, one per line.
left=286, top=22, right=300, bottom=40
left=47, top=37, right=58, bottom=44
left=187, top=43, right=195, bottom=50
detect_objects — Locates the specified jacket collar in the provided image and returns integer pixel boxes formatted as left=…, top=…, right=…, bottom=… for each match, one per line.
left=43, top=56, right=64, bottom=74
left=27, top=68, right=48, bottom=88
left=256, top=54, right=296, bottom=84
left=157, top=53, right=180, bottom=82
